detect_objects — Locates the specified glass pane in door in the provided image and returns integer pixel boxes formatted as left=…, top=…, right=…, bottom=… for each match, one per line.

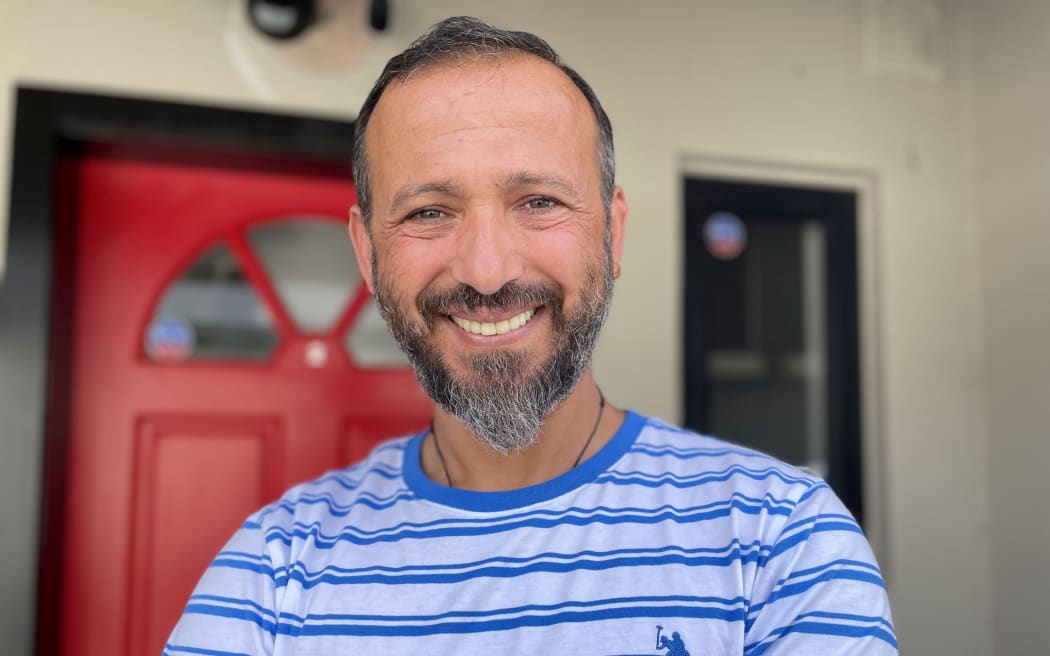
left=702, top=217, right=829, bottom=477
left=144, top=242, right=278, bottom=362
left=248, top=217, right=362, bottom=333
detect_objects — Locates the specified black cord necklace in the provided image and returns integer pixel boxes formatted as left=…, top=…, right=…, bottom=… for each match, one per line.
left=430, top=391, right=606, bottom=488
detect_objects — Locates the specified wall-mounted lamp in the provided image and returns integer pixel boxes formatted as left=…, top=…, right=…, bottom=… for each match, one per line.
left=369, top=0, right=388, bottom=32
left=246, top=0, right=317, bottom=40
left=246, top=0, right=387, bottom=41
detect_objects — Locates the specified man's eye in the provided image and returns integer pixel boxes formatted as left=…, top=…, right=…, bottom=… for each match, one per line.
left=524, top=198, right=557, bottom=210
left=411, top=208, right=444, bottom=220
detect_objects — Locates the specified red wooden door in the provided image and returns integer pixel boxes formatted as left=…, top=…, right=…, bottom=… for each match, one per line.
left=58, top=152, right=431, bottom=655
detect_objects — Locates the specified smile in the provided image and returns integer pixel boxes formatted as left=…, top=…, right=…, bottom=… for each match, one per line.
left=450, top=309, right=536, bottom=336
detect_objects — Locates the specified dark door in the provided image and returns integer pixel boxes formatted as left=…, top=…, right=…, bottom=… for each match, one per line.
left=683, top=178, right=863, bottom=521
left=58, top=147, right=431, bottom=655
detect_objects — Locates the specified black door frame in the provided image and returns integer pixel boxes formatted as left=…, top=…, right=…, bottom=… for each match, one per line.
left=683, top=177, right=863, bottom=522
left=0, top=87, right=355, bottom=654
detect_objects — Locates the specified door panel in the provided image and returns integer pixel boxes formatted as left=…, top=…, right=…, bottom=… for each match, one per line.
left=60, top=152, right=431, bottom=656
left=126, top=414, right=283, bottom=656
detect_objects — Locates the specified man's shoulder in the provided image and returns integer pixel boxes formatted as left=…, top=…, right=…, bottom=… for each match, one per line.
left=623, top=412, right=845, bottom=539
left=629, top=415, right=877, bottom=592
left=630, top=413, right=825, bottom=488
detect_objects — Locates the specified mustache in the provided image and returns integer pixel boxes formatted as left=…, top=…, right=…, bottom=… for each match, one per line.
left=417, top=280, right=562, bottom=316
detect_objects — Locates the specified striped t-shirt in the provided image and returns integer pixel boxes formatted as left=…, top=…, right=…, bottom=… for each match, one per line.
left=165, top=411, right=897, bottom=655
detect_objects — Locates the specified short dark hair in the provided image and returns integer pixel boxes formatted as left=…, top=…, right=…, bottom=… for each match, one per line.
left=351, top=16, right=615, bottom=226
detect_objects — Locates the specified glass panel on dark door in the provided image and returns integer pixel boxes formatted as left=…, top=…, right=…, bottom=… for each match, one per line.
left=701, top=217, right=829, bottom=477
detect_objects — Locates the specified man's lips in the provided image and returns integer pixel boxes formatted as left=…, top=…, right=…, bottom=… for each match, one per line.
left=449, top=308, right=537, bottom=336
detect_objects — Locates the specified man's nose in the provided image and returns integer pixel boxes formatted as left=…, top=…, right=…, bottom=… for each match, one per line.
left=449, top=207, right=524, bottom=296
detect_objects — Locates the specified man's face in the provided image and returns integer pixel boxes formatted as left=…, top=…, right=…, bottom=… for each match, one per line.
left=349, top=54, right=626, bottom=452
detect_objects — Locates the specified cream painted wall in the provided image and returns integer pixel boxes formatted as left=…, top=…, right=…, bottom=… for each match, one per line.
left=0, top=1, right=997, bottom=654
left=972, top=1, right=1050, bottom=654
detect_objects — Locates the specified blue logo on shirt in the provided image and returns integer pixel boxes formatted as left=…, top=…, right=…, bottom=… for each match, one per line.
left=656, top=625, right=690, bottom=656
left=609, top=625, right=691, bottom=656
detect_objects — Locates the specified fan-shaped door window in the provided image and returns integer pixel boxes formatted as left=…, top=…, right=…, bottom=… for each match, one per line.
left=143, top=216, right=410, bottom=368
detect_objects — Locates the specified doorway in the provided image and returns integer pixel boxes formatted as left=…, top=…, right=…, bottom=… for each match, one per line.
left=683, top=177, right=863, bottom=522
left=1, top=88, right=430, bottom=656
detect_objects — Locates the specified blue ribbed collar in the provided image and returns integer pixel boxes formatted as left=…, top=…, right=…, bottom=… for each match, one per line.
left=402, top=410, right=645, bottom=512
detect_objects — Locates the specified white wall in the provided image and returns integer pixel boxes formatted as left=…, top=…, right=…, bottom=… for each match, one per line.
left=0, top=1, right=1002, bottom=654
left=972, top=2, right=1050, bottom=654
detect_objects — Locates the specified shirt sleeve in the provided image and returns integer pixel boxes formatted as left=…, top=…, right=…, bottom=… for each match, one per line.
left=163, top=512, right=282, bottom=656
left=743, top=482, right=898, bottom=655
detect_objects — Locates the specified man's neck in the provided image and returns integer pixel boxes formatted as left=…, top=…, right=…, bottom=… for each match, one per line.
left=423, top=371, right=625, bottom=491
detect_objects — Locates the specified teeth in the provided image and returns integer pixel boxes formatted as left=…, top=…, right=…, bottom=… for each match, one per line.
left=452, top=309, right=535, bottom=336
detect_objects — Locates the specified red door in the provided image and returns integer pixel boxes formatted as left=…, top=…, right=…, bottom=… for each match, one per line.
left=58, top=151, right=431, bottom=655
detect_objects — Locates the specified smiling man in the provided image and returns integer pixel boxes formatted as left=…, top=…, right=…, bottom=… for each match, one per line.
left=166, top=16, right=896, bottom=655
left=352, top=26, right=626, bottom=489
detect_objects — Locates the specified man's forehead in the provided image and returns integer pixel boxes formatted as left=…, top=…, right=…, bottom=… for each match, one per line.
left=368, top=53, right=593, bottom=138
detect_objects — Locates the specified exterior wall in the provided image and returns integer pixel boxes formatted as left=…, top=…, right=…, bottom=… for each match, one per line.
left=0, top=1, right=998, bottom=654
left=972, top=1, right=1050, bottom=653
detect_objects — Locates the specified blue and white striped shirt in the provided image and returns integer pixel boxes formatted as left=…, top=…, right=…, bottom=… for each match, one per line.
left=165, top=411, right=896, bottom=655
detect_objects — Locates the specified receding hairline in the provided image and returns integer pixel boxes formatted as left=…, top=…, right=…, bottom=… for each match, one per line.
left=360, top=51, right=605, bottom=200
left=388, top=47, right=570, bottom=86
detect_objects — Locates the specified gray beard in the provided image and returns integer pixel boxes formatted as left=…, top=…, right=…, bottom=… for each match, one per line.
left=373, top=244, right=613, bottom=455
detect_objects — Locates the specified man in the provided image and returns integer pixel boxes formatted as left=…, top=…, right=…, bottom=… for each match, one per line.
left=166, top=16, right=896, bottom=655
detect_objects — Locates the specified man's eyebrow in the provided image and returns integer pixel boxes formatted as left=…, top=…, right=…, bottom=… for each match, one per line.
left=390, top=181, right=459, bottom=214
left=502, top=171, right=580, bottom=197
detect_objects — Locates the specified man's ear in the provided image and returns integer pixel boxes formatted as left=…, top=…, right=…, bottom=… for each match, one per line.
left=609, top=186, right=628, bottom=270
left=348, top=205, right=375, bottom=294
